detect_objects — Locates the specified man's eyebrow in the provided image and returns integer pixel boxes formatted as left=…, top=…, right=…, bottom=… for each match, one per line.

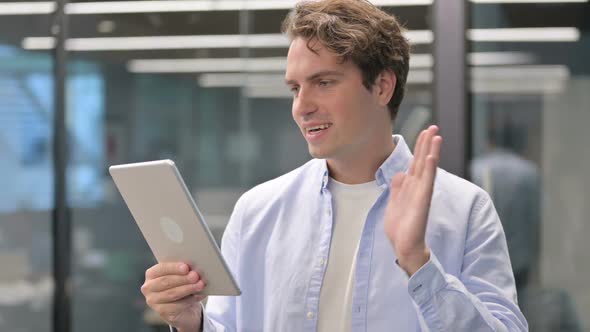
left=285, top=70, right=344, bottom=85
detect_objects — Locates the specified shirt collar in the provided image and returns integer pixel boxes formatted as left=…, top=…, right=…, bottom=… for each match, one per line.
left=318, top=135, right=413, bottom=192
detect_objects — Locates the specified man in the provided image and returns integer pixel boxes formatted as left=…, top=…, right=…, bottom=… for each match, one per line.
left=471, top=117, right=541, bottom=302
left=141, top=1, right=528, bottom=331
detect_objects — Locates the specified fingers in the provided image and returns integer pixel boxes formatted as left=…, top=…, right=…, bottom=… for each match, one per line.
left=143, top=270, right=201, bottom=293
left=429, top=135, right=442, bottom=165
left=409, top=126, right=436, bottom=176
left=420, top=126, right=438, bottom=160
left=410, top=125, right=440, bottom=177
left=146, top=262, right=190, bottom=280
left=143, top=263, right=208, bottom=307
left=424, top=136, right=442, bottom=186
left=147, top=281, right=206, bottom=306
left=408, top=130, right=425, bottom=175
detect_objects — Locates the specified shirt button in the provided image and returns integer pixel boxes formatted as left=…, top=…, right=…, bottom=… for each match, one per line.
left=307, top=311, right=314, bottom=320
left=319, top=258, right=326, bottom=266
left=326, top=209, right=331, bottom=216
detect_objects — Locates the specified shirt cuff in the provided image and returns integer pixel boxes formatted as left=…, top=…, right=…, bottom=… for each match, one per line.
left=404, top=252, right=448, bottom=306
left=201, top=302, right=219, bottom=332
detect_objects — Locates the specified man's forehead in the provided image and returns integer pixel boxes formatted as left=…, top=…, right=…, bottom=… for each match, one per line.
left=288, top=37, right=335, bottom=57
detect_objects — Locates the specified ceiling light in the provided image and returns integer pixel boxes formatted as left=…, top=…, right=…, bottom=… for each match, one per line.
left=468, top=27, right=580, bottom=42
left=196, top=73, right=291, bottom=98
left=470, top=65, right=569, bottom=95
left=468, top=52, right=535, bottom=66
left=128, top=57, right=287, bottom=73
left=198, top=73, right=285, bottom=88
left=405, top=30, right=434, bottom=44
left=471, top=65, right=569, bottom=80
left=19, top=24, right=573, bottom=57
left=0, top=2, right=54, bottom=15
left=23, top=27, right=577, bottom=53
left=245, top=85, right=292, bottom=99
left=407, top=70, right=433, bottom=84
left=410, top=54, right=433, bottom=68
left=68, top=0, right=433, bottom=14
left=22, top=30, right=433, bottom=51
left=471, top=79, right=566, bottom=94
left=2, top=0, right=586, bottom=16
left=67, top=0, right=290, bottom=14
left=0, top=0, right=433, bottom=16
left=470, top=65, right=570, bottom=94
left=22, top=34, right=291, bottom=51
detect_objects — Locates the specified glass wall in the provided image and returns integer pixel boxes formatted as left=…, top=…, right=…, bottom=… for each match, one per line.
left=20, top=1, right=590, bottom=331
left=469, top=1, right=590, bottom=331
left=0, top=6, right=54, bottom=332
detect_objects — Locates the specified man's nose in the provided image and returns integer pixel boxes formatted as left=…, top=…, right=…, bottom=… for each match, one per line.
left=293, top=87, right=318, bottom=117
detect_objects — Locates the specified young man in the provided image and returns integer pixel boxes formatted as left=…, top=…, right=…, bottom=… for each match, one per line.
left=141, top=1, right=528, bottom=331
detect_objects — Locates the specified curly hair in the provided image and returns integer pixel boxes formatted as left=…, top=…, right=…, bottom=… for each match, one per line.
left=281, top=0, right=410, bottom=121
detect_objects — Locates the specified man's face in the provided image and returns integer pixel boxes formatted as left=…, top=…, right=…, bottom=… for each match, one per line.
left=285, top=37, right=386, bottom=161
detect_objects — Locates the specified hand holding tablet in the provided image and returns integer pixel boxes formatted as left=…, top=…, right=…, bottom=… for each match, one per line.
left=142, top=261, right=207, bottom=331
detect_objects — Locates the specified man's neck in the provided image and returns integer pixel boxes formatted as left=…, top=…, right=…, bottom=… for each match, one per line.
left=327, top=135, right=395, bottom=185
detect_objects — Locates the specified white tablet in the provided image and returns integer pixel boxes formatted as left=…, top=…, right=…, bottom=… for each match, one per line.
left=109, top=159, right=241, bottom=296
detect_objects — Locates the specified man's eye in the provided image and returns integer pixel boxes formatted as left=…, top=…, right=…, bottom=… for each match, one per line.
left=319, top=80, right=332, bottom=87
left=290, top=86, right=300, bottom=93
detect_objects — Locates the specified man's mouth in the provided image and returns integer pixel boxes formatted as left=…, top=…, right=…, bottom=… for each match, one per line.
left=306, top=123, right=332, bottom=134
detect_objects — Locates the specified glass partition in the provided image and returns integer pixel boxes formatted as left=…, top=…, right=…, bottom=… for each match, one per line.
left=0, top=6, right=54, bottom=332
left=469, top=2, right=590, bottom=331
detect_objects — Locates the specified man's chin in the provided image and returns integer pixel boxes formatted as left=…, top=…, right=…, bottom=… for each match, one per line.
left=308, top=145, right=330, bottom=159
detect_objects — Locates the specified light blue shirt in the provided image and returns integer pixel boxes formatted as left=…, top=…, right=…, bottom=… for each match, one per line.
left=202, top=135, right=528, bottom=332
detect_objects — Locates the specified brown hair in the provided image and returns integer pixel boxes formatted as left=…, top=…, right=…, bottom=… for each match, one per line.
left=282, top=0, right=410, bottom=121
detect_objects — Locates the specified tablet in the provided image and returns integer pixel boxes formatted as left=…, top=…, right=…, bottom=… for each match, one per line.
left=109, top=159, right=241, bottom=296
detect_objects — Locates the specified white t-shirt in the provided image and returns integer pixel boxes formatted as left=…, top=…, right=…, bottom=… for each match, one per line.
left=317, top=178, right=384, bottom=332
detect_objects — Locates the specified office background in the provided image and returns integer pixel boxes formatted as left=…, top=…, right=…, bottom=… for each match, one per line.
left=0, top=0, right=588, bottom=331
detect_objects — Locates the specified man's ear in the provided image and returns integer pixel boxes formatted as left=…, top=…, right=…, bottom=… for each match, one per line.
left=375, top=69, right=397, bottom=108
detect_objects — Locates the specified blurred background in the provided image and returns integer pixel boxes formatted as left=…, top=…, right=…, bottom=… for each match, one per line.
left=0, top=0, right=588, bottom=331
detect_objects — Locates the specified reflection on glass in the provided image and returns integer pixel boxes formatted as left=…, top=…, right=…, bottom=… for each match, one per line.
left=470, top=112, right=540, bottom=295
left=470, top=1, right=589, bottom=330
left=0, top=42, right=53, bottom=331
